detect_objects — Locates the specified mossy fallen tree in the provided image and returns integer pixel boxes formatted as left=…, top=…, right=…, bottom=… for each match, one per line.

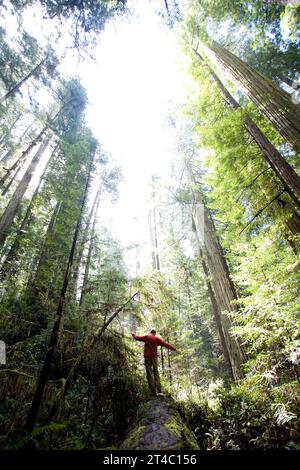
left=119, top=396, right=199, bottom=450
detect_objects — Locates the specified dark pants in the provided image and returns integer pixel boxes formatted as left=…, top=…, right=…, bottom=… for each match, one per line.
left=144, top=356, right=161, bottom=395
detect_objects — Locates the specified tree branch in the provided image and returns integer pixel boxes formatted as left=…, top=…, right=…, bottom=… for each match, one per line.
left=239, top=190, right=286, bottom=234
left=95, top=291, right=139, bottom=339
left=236, top=166, right=272, bottom=203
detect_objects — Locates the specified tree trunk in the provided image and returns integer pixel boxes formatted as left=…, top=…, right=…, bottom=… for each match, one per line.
left=28, top=200, right=62, bottom=294
left=77, top=183, right=102, bottom=306
left=78, top=232, right=94, bottom=308
left=193, top=48, right=300, bottom=209
left=1, top=165, right=23, bottom=196
left=0, top=126, right=48, bottom=190
left=186, top=159, right=245, bottom=380
left=0, top=121, right=35, bottom=167
left=0, top=112, right=22, bottom=147
left=0, top=133, right=51, bottom=249
left=149, top=177, right=160, bottom=271
left=161, top=346, right=165, bottom=374
left=167, top=345, right=172, bottom=385
left=25, top=146, right=95, bottom=434
left=44, top=291, right=139, bottom=423
left=198, top=242, right=234, bottom=379
left=0, top=146, right=57, bottom=281
left=277, top=199, right=300, bottom=253
left=286, top=210, right=300, bottom=236
left=202, top=39, right=300, bottom=154
left=0, top=56, right=47, bottom=104
left=0, top=177, right=42, bottom=281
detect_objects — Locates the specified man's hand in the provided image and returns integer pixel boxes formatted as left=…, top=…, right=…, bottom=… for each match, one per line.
left=131, top=332, right=136, bottom=338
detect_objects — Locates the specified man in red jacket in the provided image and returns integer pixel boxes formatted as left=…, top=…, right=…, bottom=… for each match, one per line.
left=131, top=329, right=176, bottom=396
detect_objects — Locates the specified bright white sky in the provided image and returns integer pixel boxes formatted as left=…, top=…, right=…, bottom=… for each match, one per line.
left=65, top=0, right=189, bottom=272
left=2, top=0, right=191, bottom=274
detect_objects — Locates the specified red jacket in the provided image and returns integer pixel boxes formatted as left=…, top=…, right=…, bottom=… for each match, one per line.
left=132, top=333, right=176, bottom=358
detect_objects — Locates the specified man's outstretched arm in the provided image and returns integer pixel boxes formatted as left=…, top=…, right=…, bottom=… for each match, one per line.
left=159, top=338, right=177, bottom=351
left=131, top=332, right=147, bottom=342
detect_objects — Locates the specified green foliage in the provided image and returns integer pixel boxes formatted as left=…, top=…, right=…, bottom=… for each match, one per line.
left=0, top=324, right=144, bottom=449
left=0, top=27, right=39, bottom=91
left=173, top=7, right=300, bottom=450
left=9, top=0, right=127, bottom=49
left=11, top=423, right=66, bottom=449
left=181, top=376, right=300, bottom=450
left=186, top=0, right=300, bottom=83
left=132, top=187, right=227, bottom=393
left=0, top=62, right=143, bottom=450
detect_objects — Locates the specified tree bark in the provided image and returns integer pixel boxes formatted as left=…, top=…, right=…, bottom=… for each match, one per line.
left=0, top=112, right=22, bottom=147
left=79, top=183, right=102, bottom=307
left=0, top=121, right=35, bottom=167
left=198, top=243, right=234, bottom=380
left=0, top=56, right=47, bottom=104
left=186, top=159, right=245, bottom=380
left=0, top=146, right=57, bottom=281
left=149, top=177, right=160, bottom=271
left=193, top=48, right=300, bottom=209
left=167, top=344, right=172, bottom=385
left=0, top=126, right=48, bottom=191
left=1, top=165, right=23, bottom=196
left=202, top=39, right=300, bottom=154
left=277, top=199, right=300, bottom=253
left=28, top=200, right=62, bottom=295
left=0, top=133, right=51, bottom=249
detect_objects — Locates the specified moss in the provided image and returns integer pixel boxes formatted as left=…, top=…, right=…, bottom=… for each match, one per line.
left=119, top=396, right=199, bottom=450
left=97, top=446, right=118, bottom=450
left=138, top=401, right=152, bottom=418
left=164, top=416, right=181, bottom=437
left=119, top=425, right=145, bottom=450
left=164, top=414, right=199, bottom=450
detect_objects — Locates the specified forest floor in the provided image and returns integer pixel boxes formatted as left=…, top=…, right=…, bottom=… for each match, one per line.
left=119, top=395, right=199, bottom=450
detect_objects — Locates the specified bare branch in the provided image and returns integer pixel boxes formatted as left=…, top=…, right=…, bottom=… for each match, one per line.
left=236, top=167, right=272, bottom=203
left=239, top=190, right=286, bottom=234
